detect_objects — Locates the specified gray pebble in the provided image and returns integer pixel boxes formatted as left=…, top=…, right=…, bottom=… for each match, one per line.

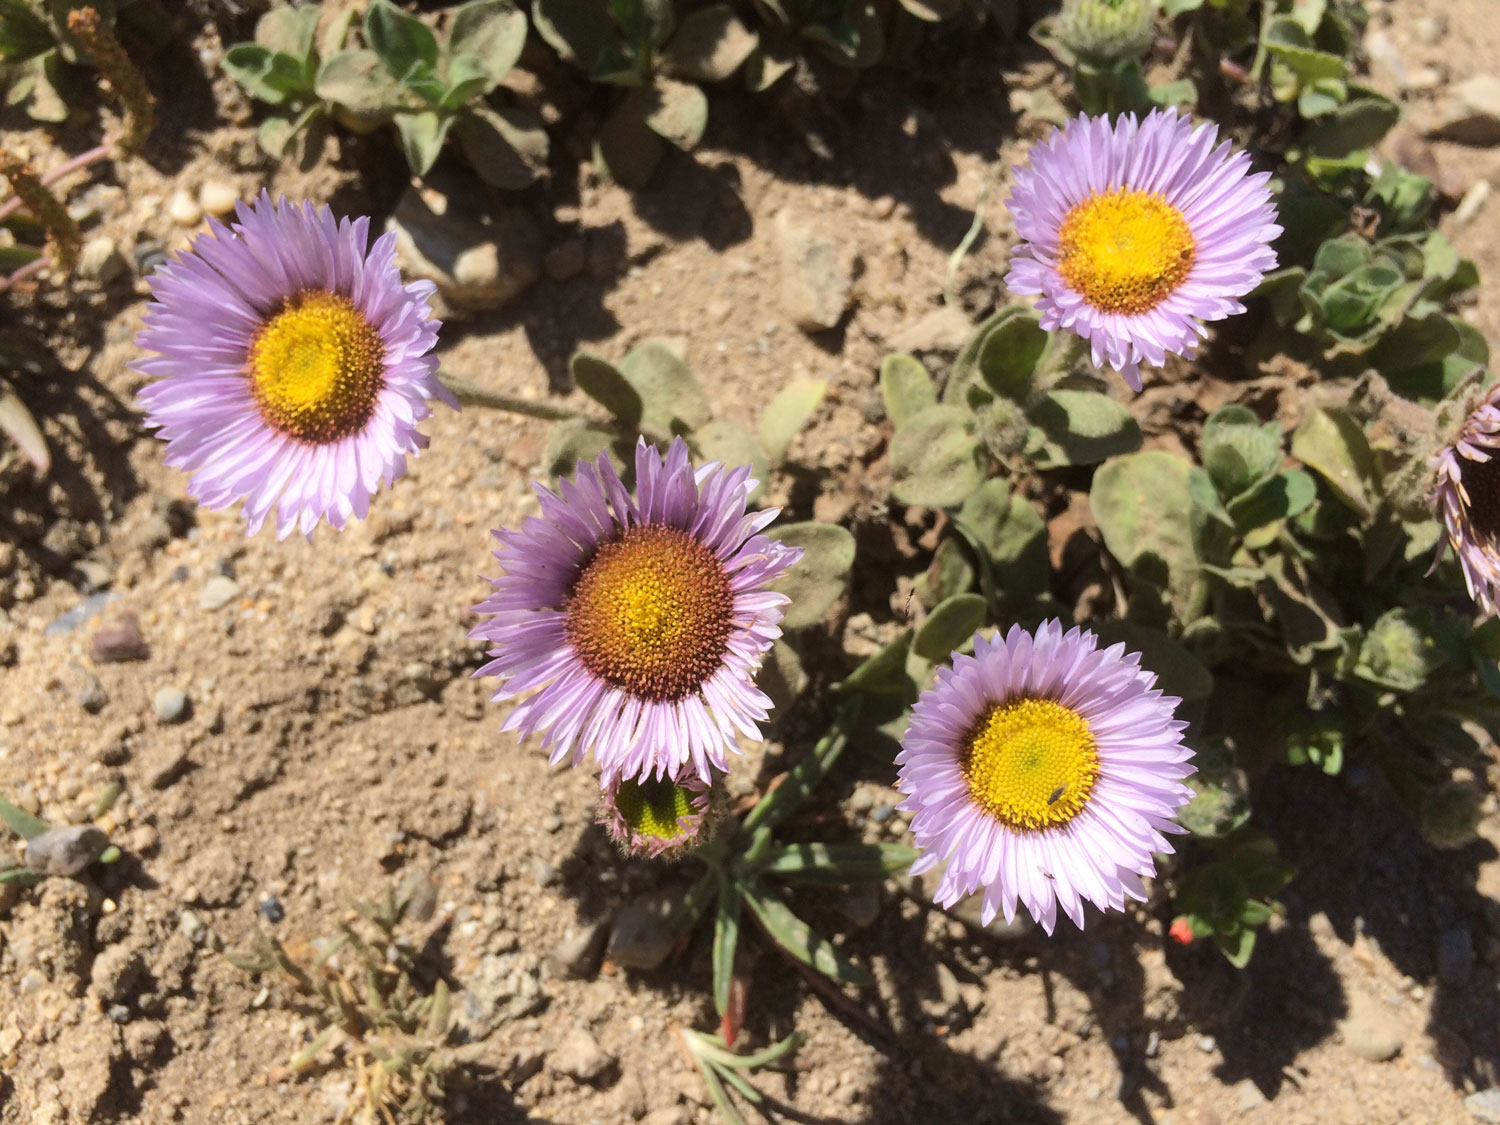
left=607, top=888, right=685, bottom=971
left=74, top=670, right=109, bottom=714
left=1467, top=1089, right=1500, bottom=1123
left=198, top=575, right=240, bottom=611
left=871, top=804, right=894, bottom=823
left=46, top=592, right=115, bottom=638
left=550, top=1026, right=614, bottom=1083
left=25, top=825, right=109, bottom=876
left=550, top=920, right=609, bottom=980
left=526, top=855, right=556, bottom=887
left=152, top=687, right=190, bottom=724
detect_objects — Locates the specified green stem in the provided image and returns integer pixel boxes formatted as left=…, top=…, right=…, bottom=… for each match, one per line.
left=437, top=372, right=580, bottom=422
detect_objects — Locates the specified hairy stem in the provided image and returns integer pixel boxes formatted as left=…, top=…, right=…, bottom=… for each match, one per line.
left=437, top=373, right=580, bottom=422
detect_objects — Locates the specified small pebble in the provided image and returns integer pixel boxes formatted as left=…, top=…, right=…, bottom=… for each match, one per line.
left=168, top=190, right=202, bottom=227
left=871, top=804, right=894, bottom=823
left=152, top=687, right=190, bottom=724
left=257, top=897, right=285, bottom=924
left=25, top=825, right=108, bottom=876
left=90, top=611, right=148, bottom=663
left=197, top=180, right=238, bottom=217
left=198, top=575, right=240, bottom=611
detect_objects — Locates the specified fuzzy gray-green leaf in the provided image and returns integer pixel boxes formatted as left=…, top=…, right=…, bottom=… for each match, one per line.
left=758, top=377, right=826, bottom=465
left=889, top=405, right=985, bottom=509
left=766, top=522, right=855, bottom=630
left=912, top=594, right=986, bottom=661
left=879, top=353, right=936, bottom=428
left=1026, top=389, right=1141, bottom=467
left=1290, top=406, right=1372, bottom=517
left=661, top=4, right=758, bottom=82
left=1090, top=451, right=1202, bottom=623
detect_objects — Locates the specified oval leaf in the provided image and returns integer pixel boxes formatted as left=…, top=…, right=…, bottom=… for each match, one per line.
left=912, top=593, right=986, bottom=661
left=766, top=521, right=855, bottom=630
left=889, top=404, right=986, bottom=509
left=880, top=353, right=936, bottom=428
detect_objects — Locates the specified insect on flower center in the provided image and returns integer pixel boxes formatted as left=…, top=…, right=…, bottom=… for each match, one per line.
left=565, top=524, right=734, bottom=702
left=1459, top=451, right=1500, bottom=545
left=1057, top=187, right=1196, bottom=315
left=960, top=697, right=1099, bottom=830
left=248, top=290, right=385, bottom=443
left=615, top=777, right=695, bottom=841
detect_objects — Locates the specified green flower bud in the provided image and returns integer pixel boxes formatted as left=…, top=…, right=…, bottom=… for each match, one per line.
left=1056, top=0, right=1158, bottom=63
left=1420, top=779, right=1483, bottom=851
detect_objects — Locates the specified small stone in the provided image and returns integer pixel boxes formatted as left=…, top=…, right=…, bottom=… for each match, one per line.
left=1437, top=926, right=1476, bottom=985
left=179, top=909, right=207, bottom=943
left=550, top=920, right=608, bottom=979
left=77, top=236, right=127, bottom=284
left=1467, top=1089, right=1500, bottom=1123
left=774, top=210, right=857, bottom=332
left=544, top=238, right=586, bottom=282
left=90, top=943, right=145, bottom=1003
left=25, top=825, right=108, bottom=876
left=641, top=1109, right=691, bottom=1125
left=90, top=611, right=148, bottom=663
left=257, top=897, right=285, bottom=924
left=73, top=668, right=108, bottom=714
left=885, top=305, right=975, bottom=358
left=607, top=889, right=684, bottom=971
left=542, top=813, right=563, bottom=833
left=526, top=855, right=556, bottom=887
left=127, top=825, right=159, bottom=854
left=152, top=687, right=190, bottom=725
left=1435, top=75, right=1500, bottom=145
left=387, top=172, right=541, bottom=312
left=1340, top=992, right=1403, bottom=1062
left=1196, top=1034, right=1218, bottom=1053
left=871, top=804, right=894, bottom=823
left=197, top=180, right=238, bottom=217
left=168, top=190, right=202, bottom=227
left=139, top=740, right=191, bottom=789
left=550, top=1026, right=614, bottom=1083
left=199, top=575, right=240, bottom=611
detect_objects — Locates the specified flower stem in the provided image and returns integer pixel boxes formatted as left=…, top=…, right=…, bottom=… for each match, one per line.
left=0, top=141, right=115, bottom=227
left=0, top=257, right=53, bottom=295
left=437, top=372, right=580, bottom=422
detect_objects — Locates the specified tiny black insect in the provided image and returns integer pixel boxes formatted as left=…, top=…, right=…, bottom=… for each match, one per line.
left=1047, top=784, right=1067, bottom=806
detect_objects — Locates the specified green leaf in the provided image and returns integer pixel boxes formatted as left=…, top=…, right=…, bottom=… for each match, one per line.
left=758, top=377, right=826, bottom=465
left=839, top=630, right=916, bottom=697
left=0, top=795, right=49, bottom=840
left=741, top=884, right=871, bottom=985
left=393, top=109, right=454, bottom=175
left=661, top=4, right=758, bottom=82
left=695, top=420, right=770, bottom=498
left=912, top=593, right=986, bottom=662
left=1290, top=406, right=1372, bottom=518
left=760, top=842, right=918, bottom=884
left=1201, top=405, right=1282, bottom=498
left=531, top=0, right=616, bottom=69
left=712, top=875, right=740, bottom=1016
left=913, top=537, right=975, bottom=609
left=255, top=4, right=320, bottom=60
left=223, top=43, right=315, bottom=105
left=880, top=354, right=937, bottom=428
left=954, top=479, right=1049, bottom=601
left=619, top=342, right=711, bottom=433
left=0, top=0, right=55, bottom=64
left=889, top=405, right=986, bottom=509
left=898, top=0, right=963, bottom=20
left=765, top=522, right=855, bottom=630
left=977, top=308, right=1047, bottom=403
left=448, top=0, right=527, bottom=88
left=1026, top=390, right=1141, bottom=467
left=364, top=0, right=439, bottom=86
left=737, top=727, right=846, bottom=840
left=1226, top=469, right=1316, bottom=532
left=452, top=104, right=549, bottom=189
left=1216, top=925, right=1257, bottom=968
left=593, top=97, right=664, bottom=187
left=1091, top=451, right=1202, bottom=624
left=642, top=77, right=709, bottom=150
left=1300, top=96, right=1400, bottom=160
left=315, top=49, right=403, bottom=116
left=544, top=420, right=622, bottom=479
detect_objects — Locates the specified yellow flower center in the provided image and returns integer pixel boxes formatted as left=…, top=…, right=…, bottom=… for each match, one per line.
left=615, top=777, right=695, bottom=841
left=1056, top=188, right=1196, bottom=316
left=960, top=697, right=1099, bottom=830
left=247, top=290, right=384, bottom=443
left=565, top=524, right=733, bottom=701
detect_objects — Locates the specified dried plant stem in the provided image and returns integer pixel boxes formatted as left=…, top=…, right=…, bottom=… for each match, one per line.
left=0, top=141, right=116, bottom=227
left=0, top=257, right=54, bottom=295
left=68, top=7, right=155, bottom=152
left=0, top=155, right=80, bottom=273
left=437, top=372, right=581, bottom=421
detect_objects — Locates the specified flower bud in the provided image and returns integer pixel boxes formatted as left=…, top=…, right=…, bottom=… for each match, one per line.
left=1056, top=0, right=1157, bottom=63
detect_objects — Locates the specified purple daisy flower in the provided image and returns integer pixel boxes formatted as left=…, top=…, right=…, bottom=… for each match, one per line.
left=598, top=772, right=719, bottom=860
left=1005, top=109, right=1281, bottom=391
left=1434, top=383, right=1500, bottom=614
left=133, top=192, right=452, bottom=538
left=896, top=620, right=1194, bottom=934
left=472, top=438, right=802, bottom=783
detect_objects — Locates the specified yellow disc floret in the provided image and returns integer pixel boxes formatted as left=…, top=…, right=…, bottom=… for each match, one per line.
left=1057, top=187, right=1195, bottom=315
left=615, top=777, right=695, bottom=841
left=960, top=697, right=1100, bottom=830
left=247, top=290, right=385, bottom=442
left=565, top=524, right=733, bottom=701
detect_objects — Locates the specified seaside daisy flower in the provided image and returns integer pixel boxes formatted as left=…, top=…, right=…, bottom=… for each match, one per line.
left=896, top=621, right=1195, bottom=934
left=1005, top=108, right=1281, bottom=391
left=471, top=438, right=802, bottom=783
left=598, top=772, right=720, bottom=859
left=1433, top=383, right=1500, bottom=614
left=133, top=192, right=452, bottom=538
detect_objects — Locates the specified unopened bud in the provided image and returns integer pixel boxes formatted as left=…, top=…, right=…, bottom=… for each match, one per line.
left=1056, top=0, right=1157, bottom=63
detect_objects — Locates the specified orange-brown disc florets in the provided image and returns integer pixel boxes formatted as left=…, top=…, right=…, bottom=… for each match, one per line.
left=247, top=290, right=385, bottom=443
left=565, top=524, right=734, bottom=701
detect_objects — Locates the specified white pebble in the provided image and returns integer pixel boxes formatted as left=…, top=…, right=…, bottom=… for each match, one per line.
left=168, top=190, right=202, bottom=227
left=198, top=180, right=238, bottom=218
